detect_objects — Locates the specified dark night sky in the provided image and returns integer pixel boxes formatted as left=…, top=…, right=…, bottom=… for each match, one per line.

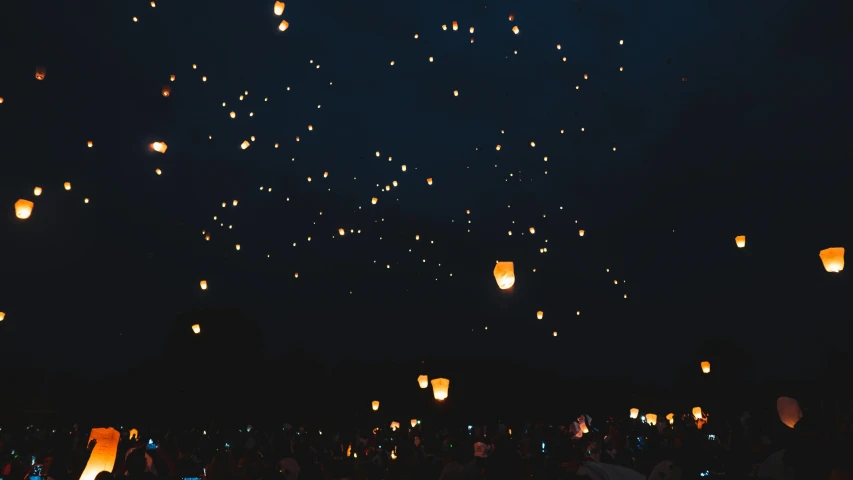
left=1, top=0, right=850, bottom=382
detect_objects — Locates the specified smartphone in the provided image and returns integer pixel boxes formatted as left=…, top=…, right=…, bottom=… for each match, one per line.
left=182, top=477, right=203, bottom=480
left=147, top=440, right=158, bottom=450
left=707, top=434, right=716, bottom=440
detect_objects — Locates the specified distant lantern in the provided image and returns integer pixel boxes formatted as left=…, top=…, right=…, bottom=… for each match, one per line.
left=646, top=414, right=658, bottom=426
left=470, top=26, right=474, bottom=33
left=0, top=97, right=4, bottom=103
left=273, top=1, right=285, bottom=15
left=235, top=244, right=241, bottom=250
left=529, top=141, right=535, bottom=147
left=35, top=67, right=46, bottom=80
left=583, top=73, right=589, bottom=80
left=508, top=12, right=515, bottom=21
left=202, top=76, right=207, bottom=82
left=536, top=310, right=543, bottom=320
left=453, top=90, right=459, bottom=96
left=401, top=165, right=407, bottom=171
left=431, top=378, right=450, bottom=400
left=151, top=142, right=168, bottom=153
left=496, top=144, right=501, bottom=151
left=410, top=419, right=418, bottom=428
left=64, top=182, right=71, bottom=191
left=308, top=125, right=313, bottom=131
left=427, top=178, right=433, bottom=185
left=552, top=331, right=558, bottom=336
left=735, top=235, right=746, bottom=248
left=338, top=228, right=345, bottom=236
left=241, top=140, right=250, bottom=149
left=170, top=74, right=176, bottom=81
left=200, top=280, right=208, bottom=290
left=529, top=227, right=535, bottom=234
left=493, top=261, right=515, bottom=290
left=15, top=199, right=34, bottom=219
left=512, top=25, right=519, bottom=34
left=232, top=200, right=238, bottom=206
left=415, top=234, right=420, bottom=240
left=819, top=247, right=844, bottom=273
left=87, top=141, right=93, bottom=148
left=162, top=86, right=171, bottom=97
left=442, top=24, right=447, bottom=30
left=191, top=324, right=201, bottom=334
left=692, top=407, right=703, bottom=420
left=418, top=375, right=428, bottom=388
left=323, top=171, right=328, bottom=178
left=777, top=397, right=803, bottom=429
left=230, top=111, right=236, bottom=118
left=390, top=422, right=400, bottom=431
left=666, top=413, right=675, bottom=424
left=700, top=361, right=711, bottom=374
left=371, top=197, right=378, bottom=205
left=0, top=312, right=4, bottom=321
left=371, top=400, right=380, bottom=411
left=33, top=186, right=42, bottom=196
left=278, top=20, right=289, bottom=31
left=452, top=21, right=458, bottom=30
left=579, top=229, right=585, bottom=236
left=629, top=408, right=639, bottom=419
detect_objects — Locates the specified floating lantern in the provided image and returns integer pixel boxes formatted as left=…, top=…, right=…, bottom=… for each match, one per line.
left=512, top=26, right=519, bottom=34
left=390, top=421, right=400, bottom=431
left=646, top=414, right=658, bottom=426
left=529, top=227, right=535, bottom=234
left=470, top=26, right=474, bottom=33
left=401, top=165, right=407, bottom=171
left=666, top=413, right=674, bottom=424
left=819, top=247, right=844, bottom=272
left=496, top=144, right=501, bottom=151
left=453, top=90, right=458, bottom=96
left=87, top=141, right=93, bottom=148
left=241, top=140, right=250, bottom=149
left=33, top=186, right=42, bottom=196
left=162, top=86, right=171, bottom=97
left=579, top=229, right=585, bottom=236
left=0, top=312, right=4, bottom=321
left=232, top=200, right=238, bottom=206
left=35, top=67, right=46, bottom=80
left=536, top=310, right=543, bottom=320
left=410, top=419, right=417, bottom=428
left=15, top=199, right=34, bottom=219
left=151, top=142, right=168, bottom=153
left=692, top=407, right=703, bottom=420
left=200, top=280, right=208, bottom=290
left=418, top=375, right=428, bottom=388
left=427, top=178, right=433, bottom=185
left=508, top=12, right=515, bottom=21
left=273, top=1, right=285, bottom=15
left=452, top=21, right=458, bottom=30
left=735, top=235, right=746, bottom=248
left=371, top=197, right=378, bottom=205
left=230, top=111, right=236, bottom=119
left=629, top=408, right=639, bottom=419
left=371, top=400, right=380, bottom=411
left=777, top=397, right=802, bottom=429
left=191, top=324, right=201, bottom=334
left=338, top=228, right=345, bottom=236
left=442, top=24, right=447, bottom=31
left=64, top=182, right=72, bottom=190
left=431, top=378, right=450, bottom=400
left=235, top=244, right=241, bottom=250
left=700, top=361, right=711, bottom=374
left=278, top=20, right=289, bottom=31
left=170, top=75, right=176, bottom=81
left=493, top=261, right=515, bottom=289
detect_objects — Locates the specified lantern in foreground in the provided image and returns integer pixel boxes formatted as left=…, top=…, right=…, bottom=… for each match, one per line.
left=777, top=396, right=802, bottom=429
left=371, top=400, right=380, bottom=411
left=278, top=20, right=289, bottom=31
left=418, top=375, right=428, bottom=388
left=79, top=428, right=121, bottom=480
left=692, top=407, right=703, bottom=420
left=536, top=310, right=543, bottom=320
left=646, top=414, right=658, bottom=426
left=819, top=247, right=844, bottom=273
left=0, top=312, right=4, bottom=321
left=700, top=361, right=711, bottom=373
left=666, top=413, right=674, bottom=424
left=735, top=235, right=746, bottom=248
left=35, top=67, right=46, bottom=80
left=15, top=199, right=34, bottom=219
left=200, top=280, right=208, bottom=290
left=410, top=419, right=417, bottom=428
left=273, top=1, right=285, bottom=15
left=161, top=86, right=171, bottom=97
left=64, top=182, right=72, bottom=190
left=151, top=142, right=168, bottom=153
left=493, top=261, right=515, bottom=289
left=629, top=408, right=639, bottom=419
left=431, top=378, right=450, bottom=400
left=191, top=324, right=201, bottom=334
left=390, top=421, right=400, bottom=431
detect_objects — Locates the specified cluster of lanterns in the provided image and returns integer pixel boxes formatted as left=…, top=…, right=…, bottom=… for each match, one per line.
left=371, top=375, right=450, bottom=414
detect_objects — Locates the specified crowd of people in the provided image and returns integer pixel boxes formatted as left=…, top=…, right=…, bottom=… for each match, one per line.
left=1, top=401, right=851, bottom=480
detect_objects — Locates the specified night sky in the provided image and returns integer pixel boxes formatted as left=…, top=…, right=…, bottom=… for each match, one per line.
left=1, top=0, right=850, bottom=382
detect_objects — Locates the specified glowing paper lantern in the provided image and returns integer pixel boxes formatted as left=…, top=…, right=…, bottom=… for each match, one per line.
left=390, top=421, right=400, bottom=431
left=418, top=375, right=428, bottom=388
left=536, top=310, right=543, bottom=320
left=200, top=280, right=208, bottom=290
left=35, top=67, right=46, bottom=80
left=579, top=229, right=585, bottom=236
left=191, top=324, right=201, bottom=334
left=819, top=247, right=844, bottom=273
left=338, top=228, right=345, bottom=236
left=452, top=21, right=458, bottom=30
left=410, top=419, right=417, bottom=428
left=700, top=361, right=711, bottom=374
left=0, top=312, right=4, bottom=321
left=162, top=86, right=171, bottom=97
left=427, top=178, right=433, bottom=185
left=371, top=400, right=380, bottom=411
left=33, top=187, right=42, bottom=196
left=241, top=140, right=250, bottom=149
left=666, top=413, right=674, bottom=424
left=646, top=414, right=658, bottom=426
left=87, top=141, right=93, bottom=148
left=512, top=26, right=519, bottom=34
left=151, top=142, right=168, bottom=153
left=15, top=199, right=34, bottom=219
left=431, top=378, right=449, bottom=400
left=776, top=397, right=802, bottom=429
left=493, top=261, right=515, bottom=290
left=278, top=20, right=289, bottom=31
left=235, top=244, right=241, bottom=250
left=402, top=165, right=407, bottom=171
left=629, top=408, right=639, bottom=419
left=735, top=235, right=746, bottom=248
left=692, top=407, right=703, bottom=420
left=64, top=182, right=72, bottom=191
left=273, top=1, right=285, bottom=15
left=79, top=428, right=120, bottom=480
left=372, top=197, right=378, bottom=205
left=529, top=227, right=535, bottom=234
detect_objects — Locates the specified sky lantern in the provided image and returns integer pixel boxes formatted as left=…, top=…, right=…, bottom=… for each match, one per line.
left=308, top=125, right=313, bottom=131
left=508, top=12, right=515, bottom=21
left=372, top=400, right=380, bottom=411
left=452, top=21, right=458, bottom=30
left=777, top=397, right=803, bottom=428
left=0, top=97, right=4, bottom=103
left=35, top=67, right=46, bottom=80
left=529, top=141, right=535, bottom=147
left=230, top=111, right=236, bottom=118
left=371, top=197, right=378, bottom=204
left=0, top=312, right=4, bottom=321
left=33, top=186, right=42, bottom=196
left=579, top=229, right=585, bottom=236
left=666, top=413, right=675, bottom=424
left=735, top=235, right=746, bottom=248
left=646, top=414, right=658, bottom=426
left=170, top=74, right=175, bottom=81
left=431, top=378, right=450, bottom=400
left=470, top=26, right=474, bottom=33
left=427, top=178, right=433, bottom=185
left=453, top=90, right=459, bottom=96
left=536, top=310, right=543, bottom=320
left=493, top=261, right=515, bottom=289
left=410, top=419, right=417, bottom=428
left=233, top=200, right=238, bottom=206
left=692, top=407, right=703, bottom=420
left=390, top=421, right=400, bottom=431
left=418, top=375, right=428, bottom=388
left=401, top=165, right=407, bottom=171
left=162, top=86, right=171, bottom=97
left=87, top=141, right=93, bottom=148
left=442, top=24, right=447, bottom=30
left=629, top=408, right=639, bottom=419
left=191, top=324, right=201, bottom=334
left=338, top=228, right=345, bottom=236
left=200, top=280, right=208, bottom=290
left=151, top=142, right=168, bottom=153
left=235, top=244, right=241, bottom=250
left=700, top=361, right=711, bottom=373
left=278, top=20, right=289, bottom=31
left=15, top=199, right=34, bottom=219
left=64, top=182, right=71, bottom=191
left=241, top=140, right=250, bottom=149
left=529, top=227, right=535, bottom=234
left=512, top=25, right=519, bottom=34
left=273, top=1, right=285, bottom=15
left=323, top=171, right=328, bottom=178
left=819, top=247, right=844, bottom=272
